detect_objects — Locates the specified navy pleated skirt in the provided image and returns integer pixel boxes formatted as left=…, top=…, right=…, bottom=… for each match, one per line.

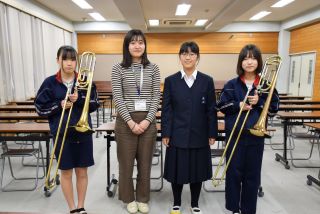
left=53, top=133, right=94, bottom=170
left=163, top=145, right=212, bottom=184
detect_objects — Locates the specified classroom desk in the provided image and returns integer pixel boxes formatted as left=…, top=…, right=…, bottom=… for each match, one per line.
left=275, top=112, right=320, bottom=169
left=280, top=100, right=320, bottom=105
left=0, top=123, right=51, bottom=194
left=9, top=100, right=34, bottom=105
left=0, top=105, right=36, bottom=112
left=0, top=113, right=46, bottom=121
left=96, top=122, right=226, bottom=197
left=279, top=95, right=308, bottom=100
left=303, top=123, right=320, bottom=188
left=278, top=104, right=320, bottom=111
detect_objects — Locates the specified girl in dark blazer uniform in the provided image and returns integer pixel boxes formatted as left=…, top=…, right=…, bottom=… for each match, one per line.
left=35, top=46, right=99, bottom=214
left=162, top=41, right=218, bottom=214
left=217, top=44, right=279, bottom=214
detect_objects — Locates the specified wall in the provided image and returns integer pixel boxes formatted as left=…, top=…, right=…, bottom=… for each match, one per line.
left=290, top=21, right=320, bottom=100
left=78, top=32, right=278, bottom=82
left=77, top=32, right=278, bottom=54
left=94, top=53, right=274, bottom=82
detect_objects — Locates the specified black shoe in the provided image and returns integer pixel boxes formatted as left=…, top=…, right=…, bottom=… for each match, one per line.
left=70, top=209, right=78, bottom=214
left=77, top=208, right=87, bottom=214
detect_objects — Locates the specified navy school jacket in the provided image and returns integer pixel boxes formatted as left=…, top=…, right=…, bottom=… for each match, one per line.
left=34, top=71, right=100, bottom=140
left=161, top=71, right=218, bottom=149
left=217, top=76, right=279, bottom=146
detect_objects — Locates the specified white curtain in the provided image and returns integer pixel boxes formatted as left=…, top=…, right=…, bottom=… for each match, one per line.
left=0, top=3, right=13, bottom=104
left=0, top=2, right=74, bottom=104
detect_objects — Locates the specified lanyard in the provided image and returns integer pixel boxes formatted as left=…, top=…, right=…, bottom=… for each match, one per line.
left=132, top=65, right=143, bottom=97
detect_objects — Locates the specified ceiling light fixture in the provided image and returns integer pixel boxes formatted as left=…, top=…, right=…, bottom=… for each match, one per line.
left=175, top=4, right=191, bottom=16
left=72, top=0, right=93, bottom=9
left=195, top=19, right=208, bottom=26
left=149, top=19, right=160, bottom=26
left=250, top=11, right=271, bottom=20
left=88, top=12, right=106, bottom=21
left=271, top=0, right=295, bottom=8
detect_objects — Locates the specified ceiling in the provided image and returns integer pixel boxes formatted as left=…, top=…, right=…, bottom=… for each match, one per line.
left=34, top=0, right=320, bottom=32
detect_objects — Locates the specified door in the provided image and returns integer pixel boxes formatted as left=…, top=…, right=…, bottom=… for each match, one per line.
left=299, top=53, right=315, bottom=96
left=288, top=53, right=316, bottom=96
left=288, top=55, right=301, bottom=96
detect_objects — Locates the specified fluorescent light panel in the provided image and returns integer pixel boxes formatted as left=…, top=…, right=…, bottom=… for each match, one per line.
left=271, top=0, right=295, bottom=8
left=250, top=11, right=271, bottom=20
left=149, top=19, right=159, bottom=26
left=175, top=4, right=191, bottom=16
left=72, top=0, right=92, bottom=9
left=88, top=12, right=106, bottom=21
left=195, top=19, right=208, bottom=26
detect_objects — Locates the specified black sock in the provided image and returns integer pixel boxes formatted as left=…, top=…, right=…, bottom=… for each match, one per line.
left=190, top=182, right=202, bottom=208
left=171, top=183, right=183, bottom=207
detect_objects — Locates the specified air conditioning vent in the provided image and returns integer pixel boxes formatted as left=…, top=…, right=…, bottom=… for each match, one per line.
left=162, top=19, right=193, bottom=26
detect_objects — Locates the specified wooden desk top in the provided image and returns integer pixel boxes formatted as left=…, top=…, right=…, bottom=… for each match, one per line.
left=278, top=104, right=320, bottom=111
left=304, top=123, right=320, bottom=130
left=0, top=113, right=46, bottom=120
left=0, top=123, right=50, bottom=133
left=96, top=122, right=225, bottom=132
left=9, top=100, right=34, bottom=105
left=0, top=105, right=36, bottom=111
left=277, top=111, right=320, bottom=119
left=279, top=95, right=308, bottom=100
left=111, top=111, right=225, bottom=119
left=280, top=100, right=320, bottom=105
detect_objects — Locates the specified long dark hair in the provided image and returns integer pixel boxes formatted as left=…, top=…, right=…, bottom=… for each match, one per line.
left=121, top=29, right=150, bottom=68
left=56, top=45, right=77, bottom=61
left=236, top=44, right=263, bottom=76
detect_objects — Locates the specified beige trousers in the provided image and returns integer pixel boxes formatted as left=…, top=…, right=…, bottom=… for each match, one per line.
left=115, top=112, right=157, bottom=203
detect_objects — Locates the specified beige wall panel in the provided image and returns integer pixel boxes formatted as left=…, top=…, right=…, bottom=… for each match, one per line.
left=290, top=22, right=320, bottom=100
left=94, top=54, right=274, bottom=84
left=78, top=32, right=278, bottom=54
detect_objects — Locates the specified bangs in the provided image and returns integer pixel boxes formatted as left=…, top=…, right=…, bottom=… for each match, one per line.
left=57, top=45, right=77, bottom=60
left=130, top=35, right=143, bottom=42
left=246, top=50, right=259, bottom=59
left=61, top=49, right=77, bottom=60
left=179, top=41, right=199, bottom=55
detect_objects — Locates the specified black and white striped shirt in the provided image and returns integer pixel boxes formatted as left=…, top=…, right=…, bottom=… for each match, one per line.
left=111, top=62, right=160, bottom=122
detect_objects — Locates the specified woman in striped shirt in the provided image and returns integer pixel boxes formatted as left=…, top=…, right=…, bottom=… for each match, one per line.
left=111, top=29, right=160, bottom=214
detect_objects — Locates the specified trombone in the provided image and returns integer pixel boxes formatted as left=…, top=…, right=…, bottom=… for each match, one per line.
left=44, top=52, right=96, bottom=197
left=212, top=55, right=282, bottom=187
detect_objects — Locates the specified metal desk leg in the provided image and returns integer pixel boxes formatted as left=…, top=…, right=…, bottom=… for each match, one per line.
left=275, top=119, right=290, bottom=169
left=105, top=134, right=117, bottom=197
left=307, top=169, right=320, bottom=187
left=102, top=102, right=105, bottom=123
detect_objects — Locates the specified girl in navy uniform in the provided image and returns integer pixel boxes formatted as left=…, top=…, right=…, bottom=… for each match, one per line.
left=35, top=46, right=99, bottom=214
left=162, top=41, right=218, bottom=214
left=217, top=44, right=279, bottom=214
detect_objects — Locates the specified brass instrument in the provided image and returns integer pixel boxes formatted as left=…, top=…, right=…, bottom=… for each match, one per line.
left=212, top=55, right=282, bottom=187
left=44, top=52, right=96, bottom=197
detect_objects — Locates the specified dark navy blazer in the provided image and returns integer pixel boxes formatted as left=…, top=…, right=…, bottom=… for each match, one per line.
left=217, top=76, right=279, bottom=146
left=161, top=71, right=218, bottom=149
left=34, top=71, right=100, bottom=141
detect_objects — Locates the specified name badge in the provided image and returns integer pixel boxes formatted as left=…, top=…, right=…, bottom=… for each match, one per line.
left=134, top=99, right=146, bottom=111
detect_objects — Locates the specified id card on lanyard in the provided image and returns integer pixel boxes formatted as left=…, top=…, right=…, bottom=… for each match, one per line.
left=133, top=65, right=146, bottom=111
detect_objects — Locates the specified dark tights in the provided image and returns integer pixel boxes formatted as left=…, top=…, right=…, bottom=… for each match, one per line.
left=171, top=182, right=202, bottom=208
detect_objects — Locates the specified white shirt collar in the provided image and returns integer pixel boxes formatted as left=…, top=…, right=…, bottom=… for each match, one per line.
left=180, top=70, right=198, bottom=80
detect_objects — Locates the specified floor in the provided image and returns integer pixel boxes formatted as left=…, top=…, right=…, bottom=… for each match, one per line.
left=0, top=114, right=320, bottom=214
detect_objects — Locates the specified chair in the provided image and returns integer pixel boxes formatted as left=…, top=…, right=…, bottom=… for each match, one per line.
left=0, top=140, right=45, bottom=191
left=288, top=126, right=320, bottom=168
